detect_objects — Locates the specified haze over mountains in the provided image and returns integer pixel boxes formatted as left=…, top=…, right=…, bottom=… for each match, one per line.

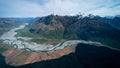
left=7, top=18, right=37, bottom=23
left=0, top=18, right=22, bottom=35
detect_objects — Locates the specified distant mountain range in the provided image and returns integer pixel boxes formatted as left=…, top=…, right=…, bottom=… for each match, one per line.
left=0, top=18, right=21, bottom=35
left=7, top=18, right=37, bottom=23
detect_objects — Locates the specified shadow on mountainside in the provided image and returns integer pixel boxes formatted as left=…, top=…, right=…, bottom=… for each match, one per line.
left=0, top=43, right=120, bottom=68
left=75, top=43, right=120, bottom=68
left=0, top=54, right=6, bottom=67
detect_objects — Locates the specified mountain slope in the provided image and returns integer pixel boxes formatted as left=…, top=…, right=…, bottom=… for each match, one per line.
left=95, top=16, right=120, bottom=29
left=26, top=15, right=120, bottom=48
left=29, top=15, right=120, bottom=39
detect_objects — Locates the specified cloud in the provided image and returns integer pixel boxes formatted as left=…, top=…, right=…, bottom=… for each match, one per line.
left=0, top=0, right=120, bottom=17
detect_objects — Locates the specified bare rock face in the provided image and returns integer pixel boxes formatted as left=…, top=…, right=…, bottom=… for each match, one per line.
left=29, top=15, right=65, bottom=34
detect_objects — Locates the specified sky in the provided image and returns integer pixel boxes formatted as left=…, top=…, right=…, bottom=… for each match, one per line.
left=0, top=0, right=120, bottom=17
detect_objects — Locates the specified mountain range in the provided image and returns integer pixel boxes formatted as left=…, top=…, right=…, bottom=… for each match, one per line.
left=0, top=18, right=21, bottom=35
left=0, top=14, right=120, bottom=68
left=28, top=14, right=120, bottom=48
left=7, top=18, right=37, bottom=23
